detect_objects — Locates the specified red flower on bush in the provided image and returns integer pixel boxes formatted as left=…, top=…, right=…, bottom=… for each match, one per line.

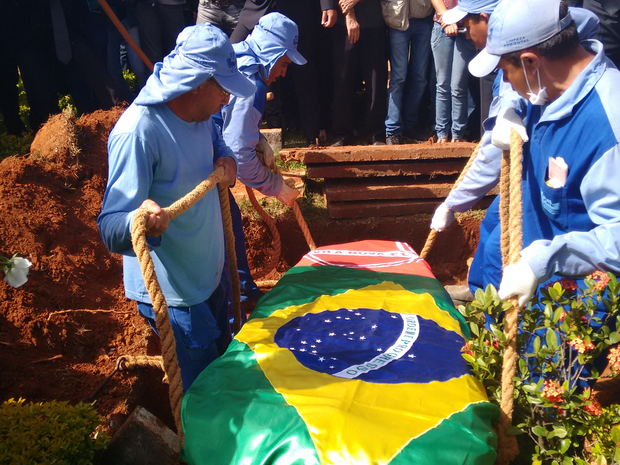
left=544, top=278, right=578, bottom=295
left=541, top=380, right=563, bottom=403
left=587, top=270, right=611, bottom=292
left=461, top=342, right=474, bottom=357
left=568, top=337, right=595, bottom=354
left=584, top=399, right=603, bottom=416
left=608, top=347, right=620, bottom=372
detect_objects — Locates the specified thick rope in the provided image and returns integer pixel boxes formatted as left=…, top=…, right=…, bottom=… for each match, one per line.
left=131, top=166, right=241, bottom=444
left=292, top=200, right=316, bottom=250
left=420, top=141, right=482, bottom=259
left=245, top=185, right=282, bottom=280
left=499, top=152, right=511, bottom=268
left=271, top=161, right=316, bottom=251
left=495, top=130, right=524, bottom=465
left=219, top=185, right=242, bottom=333
left=118, top=354, right=164, bottom=372
left=240, top=160, right=316, bottom=280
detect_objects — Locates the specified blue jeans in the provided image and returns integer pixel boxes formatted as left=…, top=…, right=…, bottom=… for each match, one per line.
left=137, top=281, right=229, bottom=392
left=431, top=22, right=476, bottom=140
left=385, top=16, right=433, bottom=137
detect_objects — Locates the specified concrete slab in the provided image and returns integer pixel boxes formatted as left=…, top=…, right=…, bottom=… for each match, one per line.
left=98, top=406, right=180, bottom=465
left=327, top=197, right=495, bottom=219
left=281, top=142, right=477, bottom=164
left=325, top=180, right=455, bottom=201
left=260, top=128, right=282, bottom=152
left=307, top=160, right=466, bottom=179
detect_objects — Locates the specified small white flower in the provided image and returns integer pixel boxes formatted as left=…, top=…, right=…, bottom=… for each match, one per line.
left=3, top=256, right=32, bottom=288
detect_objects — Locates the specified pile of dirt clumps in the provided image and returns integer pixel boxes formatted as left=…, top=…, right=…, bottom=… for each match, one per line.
left=0, top=107, right=169, bottom=433
left=0, top=107, right=483, bottom=436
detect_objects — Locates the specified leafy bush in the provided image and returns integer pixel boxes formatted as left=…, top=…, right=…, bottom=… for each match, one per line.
left=0, top=131, right=33, bottom=162
left=0, top=398, right=109, bottom=465
left=459, top=272, right=620, bottom=464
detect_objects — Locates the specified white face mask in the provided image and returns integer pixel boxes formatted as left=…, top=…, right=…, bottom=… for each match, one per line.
left=521, top=59, right=549, bottom=105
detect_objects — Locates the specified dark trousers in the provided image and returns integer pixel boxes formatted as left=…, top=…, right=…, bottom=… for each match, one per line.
left=135, top=2, right=185, bottom=65
left=331, top=24, right=388, bottom=143
left=289, top=24, right=332, bottom=144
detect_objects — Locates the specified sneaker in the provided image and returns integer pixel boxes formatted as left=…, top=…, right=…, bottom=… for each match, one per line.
left=372, top=141, right=386, bottom=146
left=386, top=134, right=401, bottom=145
left=403, top=129, right=430, bottom=142
left=331, top=137, right=348, bottom=147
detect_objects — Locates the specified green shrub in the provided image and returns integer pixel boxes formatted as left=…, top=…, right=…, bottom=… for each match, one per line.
left=459, top=273, right=620, bottom=464
left=0, top=131, right=34, bottom=162
left=0, top=398, right=109, bottom=465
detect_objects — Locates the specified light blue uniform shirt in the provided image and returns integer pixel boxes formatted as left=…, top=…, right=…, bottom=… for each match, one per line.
left=520, top=40, right=620, bottom=281
left=218, top=37, right=287, bottom=197
left=444, top=7, right=600, bottom=212
left=98, top=103, right=235, bottom=307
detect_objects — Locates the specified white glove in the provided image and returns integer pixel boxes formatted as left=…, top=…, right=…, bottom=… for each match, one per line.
left=491, top=107, right=529, bottom=150
left=256, top=135, right=276, bottom=171
left=430, top=203, right=454, bottom=232
left=498, top=258, right=538, bottom=308
left=276, top=180, right=299, bottom=206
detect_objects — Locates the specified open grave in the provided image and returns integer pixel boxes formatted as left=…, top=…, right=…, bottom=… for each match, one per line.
left=0, top=107, right=485, bottom=438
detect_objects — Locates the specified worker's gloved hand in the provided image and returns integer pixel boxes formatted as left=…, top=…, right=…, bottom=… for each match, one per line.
left=498, top=258, right=538, bottom=308
left=276, top=180, right=299, bottom=207
left=256, top=135, right=276, bottom=172
left=491, top=107, right=529, bottom=150
left=430, top=202, right=454, bottom=232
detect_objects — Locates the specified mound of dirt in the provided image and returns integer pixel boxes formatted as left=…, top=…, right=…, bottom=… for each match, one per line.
left=0, top=107, right=483, bottom=436
left=0, top=107, right=171, bottom=432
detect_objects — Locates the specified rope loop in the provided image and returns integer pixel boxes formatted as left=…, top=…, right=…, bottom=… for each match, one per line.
left=130, top=166, right=241, bottom=444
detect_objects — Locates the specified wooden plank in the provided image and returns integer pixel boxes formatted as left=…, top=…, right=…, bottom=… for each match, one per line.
left=280, top=143, right=478, bottom=164
left=325, top=180, right=455, bottom=201
left=327, top=197, right=495, bottom=219
left=307, top=159, right=467, bottom=179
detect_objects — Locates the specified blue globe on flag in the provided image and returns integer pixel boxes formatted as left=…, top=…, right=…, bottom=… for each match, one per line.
left=274, top=307, right=469, bottom=384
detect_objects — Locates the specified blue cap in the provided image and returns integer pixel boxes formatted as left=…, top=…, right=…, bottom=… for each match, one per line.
left=135, top=23, right=255, bottom=106
left=468, top=0, right=573, bottom=77
left=251, top=13, right=307, bottom=66
left=442, top=0, right=501, bottom=25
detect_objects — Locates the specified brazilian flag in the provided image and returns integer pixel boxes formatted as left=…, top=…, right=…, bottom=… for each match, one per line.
left=182, top=240, right=499, bottom=464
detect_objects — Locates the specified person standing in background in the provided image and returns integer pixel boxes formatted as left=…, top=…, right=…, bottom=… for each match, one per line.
left=382, top=0, right=434, bottom=145
left=135, top=0, right=186, bottom=66
left=583, top=0, right=620, bottom=68
left=330, top=0, right=388, bottom=146
left=430, top=0, right=476, bottom=143
left=196, top=0, right=246, bottom=37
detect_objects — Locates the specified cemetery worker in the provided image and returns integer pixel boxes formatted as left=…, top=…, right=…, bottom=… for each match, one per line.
left=430, top=0, right=599, bottom=299
left=465, top=0, right=620, bottom=311
left=216, top=12, right=305, bottom=305
left=98, top=24, right=256, bottom=392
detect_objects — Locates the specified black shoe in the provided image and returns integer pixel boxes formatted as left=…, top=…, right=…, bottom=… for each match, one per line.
left=403, top=129, right=430, bottom=143
left=386, top=134, right=401, bottom=145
